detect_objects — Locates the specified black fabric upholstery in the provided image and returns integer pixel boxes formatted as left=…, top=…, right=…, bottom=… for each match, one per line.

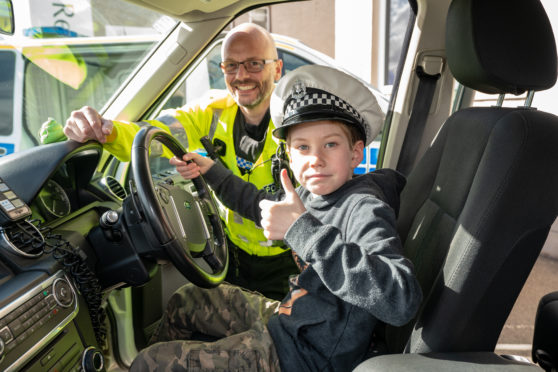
left=386, top=107, right=558, bottom=353
left=446, top=0, right=557, bottom=94
left=381, top=0, right=558, bottom=355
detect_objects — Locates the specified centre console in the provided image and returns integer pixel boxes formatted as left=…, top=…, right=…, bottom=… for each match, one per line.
left=0, top=270, right=103, bottom=371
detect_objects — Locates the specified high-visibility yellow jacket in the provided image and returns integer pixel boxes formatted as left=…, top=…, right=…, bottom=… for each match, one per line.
left=105, top=90, right=287, bottom=256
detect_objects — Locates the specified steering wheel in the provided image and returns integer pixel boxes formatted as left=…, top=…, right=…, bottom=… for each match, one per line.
left=131, top=126, right=228, bottom=288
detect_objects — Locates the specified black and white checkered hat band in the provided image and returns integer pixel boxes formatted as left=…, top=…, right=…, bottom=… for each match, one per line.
left=284, top=91, right=370, bottom=140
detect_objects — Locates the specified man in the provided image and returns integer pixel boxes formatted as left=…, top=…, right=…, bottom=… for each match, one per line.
left=63, top=23, right=299, bottom=300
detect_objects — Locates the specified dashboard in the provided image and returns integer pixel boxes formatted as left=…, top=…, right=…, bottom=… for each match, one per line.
left=0, top=138, right=210, bottom=371
left=0, top=140, right=123, bottom=371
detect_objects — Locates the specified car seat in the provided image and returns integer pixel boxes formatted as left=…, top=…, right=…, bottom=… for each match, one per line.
left=357, top=0, right=558, bottom=369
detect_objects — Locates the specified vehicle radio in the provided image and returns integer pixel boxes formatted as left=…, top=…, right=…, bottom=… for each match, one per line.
left=0, top=270, right=88, bottom=371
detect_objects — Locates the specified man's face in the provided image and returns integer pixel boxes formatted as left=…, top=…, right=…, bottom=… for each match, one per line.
left=287, top=120, right=364, bottom=196
left=221, top=31, right=282, bottom=110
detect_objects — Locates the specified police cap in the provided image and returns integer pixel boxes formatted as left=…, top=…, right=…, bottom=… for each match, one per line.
left=270, top=65, right=384, bottom=146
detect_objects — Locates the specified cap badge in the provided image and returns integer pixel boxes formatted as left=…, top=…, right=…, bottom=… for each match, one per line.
left=291, top=79, right=306, bottom=99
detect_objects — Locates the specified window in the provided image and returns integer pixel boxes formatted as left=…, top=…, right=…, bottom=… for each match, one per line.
left=278, top=50, right=311, bottom=76
left=22, top=40, right=156, bottom=145
left=334, top=0, right=411, bottom=92
left=0, top=0, right=176, bottom=154
left=155, top=29, right=389, bottom=175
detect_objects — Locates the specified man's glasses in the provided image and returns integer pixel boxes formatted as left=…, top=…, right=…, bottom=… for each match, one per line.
left=220, top=59, right=277, bottom=74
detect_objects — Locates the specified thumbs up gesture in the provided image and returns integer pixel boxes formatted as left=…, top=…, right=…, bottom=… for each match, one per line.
left=259, top=169, right=306, bottom=240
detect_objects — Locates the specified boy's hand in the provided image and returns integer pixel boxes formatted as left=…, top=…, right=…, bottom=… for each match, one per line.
left=170, top=153, right=215, bottom=179
left=259, top=169, right=306, bottom=240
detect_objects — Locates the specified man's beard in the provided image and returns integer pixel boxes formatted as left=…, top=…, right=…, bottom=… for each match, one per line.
left=230, top=78, right=272, bottom=109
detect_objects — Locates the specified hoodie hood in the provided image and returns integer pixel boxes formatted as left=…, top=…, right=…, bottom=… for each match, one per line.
left=364, top=168, right=406, bottom=217
left=298, top=168, right=406, bottom=216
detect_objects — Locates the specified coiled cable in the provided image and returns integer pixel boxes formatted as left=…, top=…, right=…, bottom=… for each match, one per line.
left=30, top=219, right=107, bottom=348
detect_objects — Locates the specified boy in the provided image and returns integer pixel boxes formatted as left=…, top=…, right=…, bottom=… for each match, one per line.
left=131, top=65, right=422, bottom=371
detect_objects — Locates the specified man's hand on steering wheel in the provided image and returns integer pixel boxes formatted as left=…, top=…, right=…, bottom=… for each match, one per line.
left=170, top=153, right=215, bottom=180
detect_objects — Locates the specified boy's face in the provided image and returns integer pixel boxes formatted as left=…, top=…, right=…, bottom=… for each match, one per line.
left=287, top=120, right=364, bottom=196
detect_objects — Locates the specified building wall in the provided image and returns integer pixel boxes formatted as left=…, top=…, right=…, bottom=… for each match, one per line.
left=269, top=0, right=335, bottom=58
left=232, top=0, right=335, bottom=59
left=232, top=0, right=381, bottom=89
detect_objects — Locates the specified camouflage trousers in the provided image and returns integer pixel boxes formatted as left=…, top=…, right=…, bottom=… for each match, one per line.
left=130, top=283, right=282, bottom=372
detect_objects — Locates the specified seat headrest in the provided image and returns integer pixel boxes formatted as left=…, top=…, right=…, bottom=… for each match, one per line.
left=446, top=0, right=557, bottom=95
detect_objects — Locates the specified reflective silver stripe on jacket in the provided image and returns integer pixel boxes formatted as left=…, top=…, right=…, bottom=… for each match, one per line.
left=208, top=109, right=223, bottom=141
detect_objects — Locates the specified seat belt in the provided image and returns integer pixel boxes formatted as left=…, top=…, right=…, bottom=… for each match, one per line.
left=396, top=56, right=443, bottom=176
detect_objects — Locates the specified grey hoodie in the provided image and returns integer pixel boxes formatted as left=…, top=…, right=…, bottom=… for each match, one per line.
left=203, top=164, right=422, bottom=372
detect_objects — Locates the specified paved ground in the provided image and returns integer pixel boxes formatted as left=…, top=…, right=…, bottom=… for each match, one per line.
left=495, top=225, right=558, bottom=362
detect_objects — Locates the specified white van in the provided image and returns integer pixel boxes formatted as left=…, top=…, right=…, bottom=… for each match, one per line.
left=0, top=35, right=157, bottom=155
left=0, top=0, right=165, bottom=155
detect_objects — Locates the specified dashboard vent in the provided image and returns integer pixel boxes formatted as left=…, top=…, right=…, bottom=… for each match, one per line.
left=0, top=221, right=45, bottom=258
left=103, top=176, right=127, bottom=200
